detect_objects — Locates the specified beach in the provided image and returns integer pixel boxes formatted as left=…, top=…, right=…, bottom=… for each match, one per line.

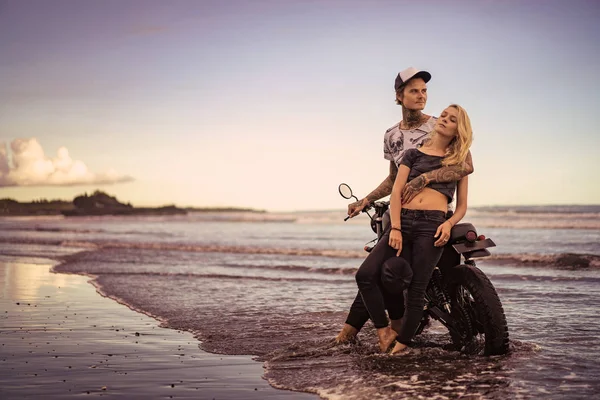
left=0, top=259, right=315, bottom=399
left=2, top=0, right=599, bottom=397
left=1, top=208, right=599, bottom=399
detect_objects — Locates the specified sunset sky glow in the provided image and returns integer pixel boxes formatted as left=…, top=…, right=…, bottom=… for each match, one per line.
left=1, top=0, right=599, bottom=211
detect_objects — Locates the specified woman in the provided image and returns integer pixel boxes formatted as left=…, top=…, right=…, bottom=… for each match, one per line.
left=354, top=104, right=473, bottom=354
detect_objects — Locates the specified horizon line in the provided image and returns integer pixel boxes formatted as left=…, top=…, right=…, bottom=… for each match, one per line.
left=2, top=196, right=599, bottom=213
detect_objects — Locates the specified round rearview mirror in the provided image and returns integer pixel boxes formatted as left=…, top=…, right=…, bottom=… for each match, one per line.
left=338, top=183, right=353, bottom=199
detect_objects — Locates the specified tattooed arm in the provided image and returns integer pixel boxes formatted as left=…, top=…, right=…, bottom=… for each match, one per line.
left=401, top=151, right=474, bottom=204
left=347, top=161, right=398, bottom=217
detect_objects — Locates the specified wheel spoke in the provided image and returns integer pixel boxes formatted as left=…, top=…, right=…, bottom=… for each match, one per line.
left=452, top=284, right=487, bottom=355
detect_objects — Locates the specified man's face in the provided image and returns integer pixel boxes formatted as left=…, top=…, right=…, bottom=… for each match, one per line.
left=397, top=78, right=427, bottom=110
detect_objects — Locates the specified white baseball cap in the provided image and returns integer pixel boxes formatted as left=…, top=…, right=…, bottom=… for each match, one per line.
left=394, top=67, right=431, bottom=91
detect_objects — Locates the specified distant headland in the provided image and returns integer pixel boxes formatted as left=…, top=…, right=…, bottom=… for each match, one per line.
left=0, top=191, right=265, bottom=217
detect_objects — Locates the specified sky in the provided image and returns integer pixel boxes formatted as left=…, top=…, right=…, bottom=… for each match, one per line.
left=1, top=0, right=599, bottom=211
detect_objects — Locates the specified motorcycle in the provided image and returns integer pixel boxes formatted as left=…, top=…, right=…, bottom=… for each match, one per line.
left=339, top=183, right=509, bottom=356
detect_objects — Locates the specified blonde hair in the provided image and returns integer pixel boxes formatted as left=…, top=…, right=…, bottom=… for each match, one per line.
left=427, top=104, right=473, bottom=166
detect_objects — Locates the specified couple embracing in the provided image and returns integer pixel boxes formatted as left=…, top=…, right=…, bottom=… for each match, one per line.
left=335, top=67, right=474, bottom=355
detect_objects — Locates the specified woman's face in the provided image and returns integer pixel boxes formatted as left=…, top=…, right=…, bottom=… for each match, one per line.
left=435, top=107, right=459, bottom=138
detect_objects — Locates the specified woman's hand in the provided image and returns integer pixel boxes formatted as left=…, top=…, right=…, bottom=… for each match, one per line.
left=434, top=221, right=453, bottom=247
left=388, top=229, right=403, bottom=256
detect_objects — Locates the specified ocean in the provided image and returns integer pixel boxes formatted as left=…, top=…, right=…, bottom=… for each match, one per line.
left=1, top=205, right=599, bottom=399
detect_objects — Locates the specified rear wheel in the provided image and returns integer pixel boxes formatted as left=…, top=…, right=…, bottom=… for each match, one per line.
left=449, top=264, right=509, bottom=355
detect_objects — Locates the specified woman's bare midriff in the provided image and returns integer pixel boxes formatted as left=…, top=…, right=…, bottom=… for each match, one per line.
left=402, top=187, right=448, bottom=212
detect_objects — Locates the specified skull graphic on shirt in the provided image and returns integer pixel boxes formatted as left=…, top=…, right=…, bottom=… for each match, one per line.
left=388, top=131, right=404, bottom=156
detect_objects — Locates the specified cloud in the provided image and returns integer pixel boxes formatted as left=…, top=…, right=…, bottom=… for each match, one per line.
left=0, top=138, right=134, bottom=187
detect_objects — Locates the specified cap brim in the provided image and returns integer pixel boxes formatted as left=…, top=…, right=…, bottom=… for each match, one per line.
left=412, top=71, right=431, bottom=83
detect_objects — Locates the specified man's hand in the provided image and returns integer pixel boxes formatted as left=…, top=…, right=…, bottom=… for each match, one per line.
left=347, top=198, right=370, bottom=218
left=401, top=175, right=428, bottom=204
left=388, top=229, right=403, bottom=256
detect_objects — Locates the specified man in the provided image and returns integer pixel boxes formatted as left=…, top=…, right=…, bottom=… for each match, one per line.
left=335, top=67, right=474, bottom=343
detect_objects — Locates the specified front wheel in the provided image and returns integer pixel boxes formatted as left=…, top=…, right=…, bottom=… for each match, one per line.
left=449, top=264, right=509, bottom=355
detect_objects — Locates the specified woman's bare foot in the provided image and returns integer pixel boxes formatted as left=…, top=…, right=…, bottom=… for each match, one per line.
left=390, top=341, right=409, bottom=355
left=335, top=324, right=358, bottom=344
left=377, top=326, right=398, bottom=353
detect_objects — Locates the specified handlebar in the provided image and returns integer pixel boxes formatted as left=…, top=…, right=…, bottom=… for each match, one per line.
left=344, top=201, right=388, bottom=221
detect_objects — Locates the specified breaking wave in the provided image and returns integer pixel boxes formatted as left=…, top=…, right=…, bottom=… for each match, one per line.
left=483, top=253, right=600, bottom=269
left=1, top=236, right=598, bottom=269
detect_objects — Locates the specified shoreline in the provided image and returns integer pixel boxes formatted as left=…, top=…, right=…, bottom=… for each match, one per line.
left=0, top=258, right=317, bottom=399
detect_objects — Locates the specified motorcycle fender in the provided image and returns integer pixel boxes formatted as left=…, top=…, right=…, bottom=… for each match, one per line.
left=452, top=238, right=496, bottom=254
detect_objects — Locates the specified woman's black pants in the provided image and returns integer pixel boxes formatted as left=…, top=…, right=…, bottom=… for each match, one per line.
left=346, top=209, right=446, bottom=344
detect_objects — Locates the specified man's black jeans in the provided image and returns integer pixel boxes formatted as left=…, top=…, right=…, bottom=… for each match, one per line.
left=347, top=208, right=446, bottom=344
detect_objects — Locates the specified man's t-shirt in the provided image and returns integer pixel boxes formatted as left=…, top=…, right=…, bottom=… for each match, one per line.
left=383, top=117, right=437, bottom=167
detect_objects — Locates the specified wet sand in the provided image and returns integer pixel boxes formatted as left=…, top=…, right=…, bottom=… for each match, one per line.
left=0, top=260, right=317, bottom=399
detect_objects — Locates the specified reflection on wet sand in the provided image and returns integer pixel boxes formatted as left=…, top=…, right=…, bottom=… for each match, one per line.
left=1, top=260, right=71, bottom=301
left=0, top=260, right=316, bottom=399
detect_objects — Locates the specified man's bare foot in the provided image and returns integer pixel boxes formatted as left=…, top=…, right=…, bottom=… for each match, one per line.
left=377, top=326, right=398, bottom=353
left=335, top=324, right=358, bottom=344
left=390, top=341, right=409, bottom=355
